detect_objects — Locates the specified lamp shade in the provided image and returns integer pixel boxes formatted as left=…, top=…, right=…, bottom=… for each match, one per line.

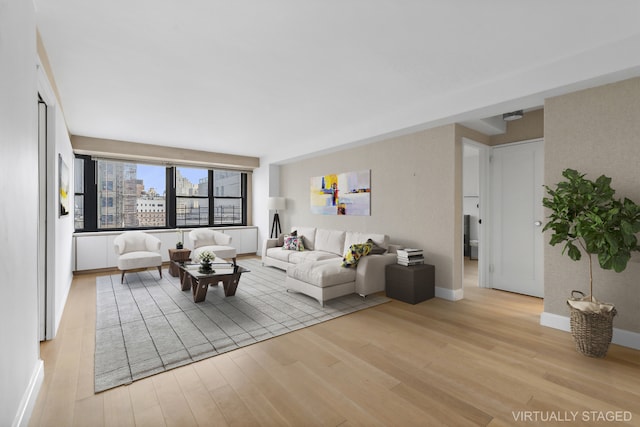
left=268, top=197, right=286, bottom=211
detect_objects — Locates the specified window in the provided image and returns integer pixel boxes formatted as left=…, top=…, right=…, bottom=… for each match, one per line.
left=74, top=155, right=248, bottom=231
left=213, top=170, right=244, bottom=224
left=96, top=159, right=166, bottom=229
left=175, top=167, right=209, bottom=227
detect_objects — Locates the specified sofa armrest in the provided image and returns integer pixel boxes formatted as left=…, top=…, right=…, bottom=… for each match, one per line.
left=262, top=238, right=279, bottom=259
left=387, top=244, right=401, bottom=254
left=355, top=253, right=397, bottom=296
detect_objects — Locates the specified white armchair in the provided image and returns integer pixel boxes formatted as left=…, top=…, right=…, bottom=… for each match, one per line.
left=113, top=231, right=163, bottom=283
left=189, top=229, right=237, bottom=264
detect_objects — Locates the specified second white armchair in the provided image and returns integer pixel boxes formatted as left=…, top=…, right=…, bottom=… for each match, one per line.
left=189, top=229, right=237, bottom=264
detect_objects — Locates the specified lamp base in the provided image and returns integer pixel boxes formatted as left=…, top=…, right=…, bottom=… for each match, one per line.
left=270, top=212, right=281, bottom=238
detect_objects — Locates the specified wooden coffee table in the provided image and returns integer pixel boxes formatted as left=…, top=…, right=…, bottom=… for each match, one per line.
left=177, top=262, right=249, bottom=303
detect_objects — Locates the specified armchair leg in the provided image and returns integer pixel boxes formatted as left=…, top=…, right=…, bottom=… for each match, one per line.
left=157, top=266, right=162, bottom=279
left=121, top=271, right=126, bottom=284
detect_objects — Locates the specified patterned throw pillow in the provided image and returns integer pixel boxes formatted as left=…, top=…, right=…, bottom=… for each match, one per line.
left=341, top=242, right=373, bottom=267
left=367, top=238, right=386, bottom=255
left=283, top=235, right=304, bottom=251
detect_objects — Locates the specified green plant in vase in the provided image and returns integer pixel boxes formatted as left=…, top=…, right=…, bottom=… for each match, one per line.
left=197, top=250, right=216, bottom=272
left=542, top=168, right=640, bottom=357
left=175, top=229, right=184, bottom=249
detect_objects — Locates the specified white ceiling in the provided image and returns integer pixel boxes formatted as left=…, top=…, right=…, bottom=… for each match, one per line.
left=35, top=1, right=640, bottom=164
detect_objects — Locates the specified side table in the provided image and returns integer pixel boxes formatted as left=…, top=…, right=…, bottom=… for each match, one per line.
left=168, top=248, right=191, bottom=277
left=385, top=263, right=435, bottom=304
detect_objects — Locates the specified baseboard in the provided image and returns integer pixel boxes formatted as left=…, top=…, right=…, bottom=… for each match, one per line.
left=13, top=359, right=44, bottom=427
left=435, top=286, right=464, bottom=301
left=540, top=311, right=640, bottom=351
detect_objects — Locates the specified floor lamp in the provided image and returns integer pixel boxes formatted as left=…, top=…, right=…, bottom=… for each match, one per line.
left=268, top=197, right=286, bottom=238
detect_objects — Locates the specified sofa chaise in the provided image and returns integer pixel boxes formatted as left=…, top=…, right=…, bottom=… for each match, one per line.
left=262, top=227, right=398, bottom=305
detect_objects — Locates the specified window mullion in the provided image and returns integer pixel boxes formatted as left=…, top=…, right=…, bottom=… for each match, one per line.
left=208, top=169, right=214, bottom=226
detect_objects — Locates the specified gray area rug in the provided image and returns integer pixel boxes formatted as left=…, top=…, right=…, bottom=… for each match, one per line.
left=94, top=258, right=389, bottom=392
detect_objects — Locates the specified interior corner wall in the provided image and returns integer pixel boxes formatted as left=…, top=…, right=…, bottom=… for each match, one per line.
left=252, top=164, right=271, bottom=255
left=279, top=125, right=459, bottom=292
left=37, top=25, right=75, bottom=340
left=544, top=77, right=640, bottom=333
left=0, top=0, right=43, bottom=425
left=50, top=105, right=75, bottom=338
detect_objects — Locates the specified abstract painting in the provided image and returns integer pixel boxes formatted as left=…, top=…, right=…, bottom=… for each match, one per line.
left=310, top=169, right=370, bottom=215
left=59, top=154, right=70, bottom=216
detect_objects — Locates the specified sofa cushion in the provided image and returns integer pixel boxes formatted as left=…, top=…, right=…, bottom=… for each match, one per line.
left=289, top=251, right=341, bottom=264
left=341, top=242, right=373, bottom=267
left=266, top=247, right=294, bottom=263
left=283, top=235, right=304, bottom=251
left=287, top=259, right=357, bottom=288
left=314, top=229, right=346, bottom=256
left=344, top=231, right=388, bottom=254
left=292, top=227, right=317, bottom=250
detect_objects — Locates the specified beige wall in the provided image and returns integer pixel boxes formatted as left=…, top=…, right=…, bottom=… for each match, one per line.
left=279, top=125, right=461, bottom=292
left=490, top=108, right=544, bottom=146
left=544, top=77, right=640, bottom=332
left=71, top=135, right=260, bottom=171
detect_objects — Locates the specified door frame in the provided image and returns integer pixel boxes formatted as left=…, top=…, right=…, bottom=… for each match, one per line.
left=37, top=59, right=57, bottom=341
left=462, top=138, right=490, bottom=289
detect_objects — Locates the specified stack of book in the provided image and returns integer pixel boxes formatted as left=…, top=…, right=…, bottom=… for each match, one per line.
left=396, top=248, right=424, bottom=266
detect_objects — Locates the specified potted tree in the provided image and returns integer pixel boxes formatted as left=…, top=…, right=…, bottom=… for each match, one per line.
left=542, top=168, right=640, bottom=357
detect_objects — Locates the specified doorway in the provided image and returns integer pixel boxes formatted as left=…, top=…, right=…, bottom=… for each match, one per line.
left=462, top=139, right=488, bottom=289
left=37, top=95, right=48, bottom=340
left=463, top=144, right=479, bottom=287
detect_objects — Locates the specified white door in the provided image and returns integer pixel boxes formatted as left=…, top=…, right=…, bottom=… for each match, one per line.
left=489, top=140, right=544, bottom=297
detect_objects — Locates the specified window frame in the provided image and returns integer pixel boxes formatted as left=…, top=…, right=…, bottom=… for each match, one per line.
left=73, top=154, right=248, bottom=232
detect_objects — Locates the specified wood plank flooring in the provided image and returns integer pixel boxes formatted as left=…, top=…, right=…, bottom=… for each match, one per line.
left=29, top=261, right=640, bottom=426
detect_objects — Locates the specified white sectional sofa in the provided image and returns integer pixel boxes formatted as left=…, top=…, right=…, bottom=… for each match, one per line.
left=262, top=227, right=398, bottom=305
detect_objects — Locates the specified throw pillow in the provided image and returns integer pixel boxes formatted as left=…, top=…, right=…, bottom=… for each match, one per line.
left=367, top=238, right=386, bottom=255
left=341, top=242, right=373, bottom=267
left=277, top=233, right=285, bottom=247
left=283, top=235, right=305, bottom=251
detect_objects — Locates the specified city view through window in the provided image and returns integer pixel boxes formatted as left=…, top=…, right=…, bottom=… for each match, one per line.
left=89, top=160, right=244, bottom=230
left=97, top=161, right=166, bottom=229
left=176, top=167, right=243, bottom=226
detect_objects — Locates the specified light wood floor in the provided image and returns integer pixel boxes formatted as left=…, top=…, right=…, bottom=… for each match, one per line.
left=30, top=262, right=640, bottom=427
left=464, top=257, right=478, bottom=288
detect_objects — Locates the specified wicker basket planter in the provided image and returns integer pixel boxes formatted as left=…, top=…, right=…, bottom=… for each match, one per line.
left=568, top=291, right=617, bottom=358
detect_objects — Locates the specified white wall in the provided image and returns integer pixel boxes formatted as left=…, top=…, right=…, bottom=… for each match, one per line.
left=51, top=106, right=75, bottom=338
left=0, top=0, right=44, bottom=425
left=252, top=164, right=270, bottom=255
